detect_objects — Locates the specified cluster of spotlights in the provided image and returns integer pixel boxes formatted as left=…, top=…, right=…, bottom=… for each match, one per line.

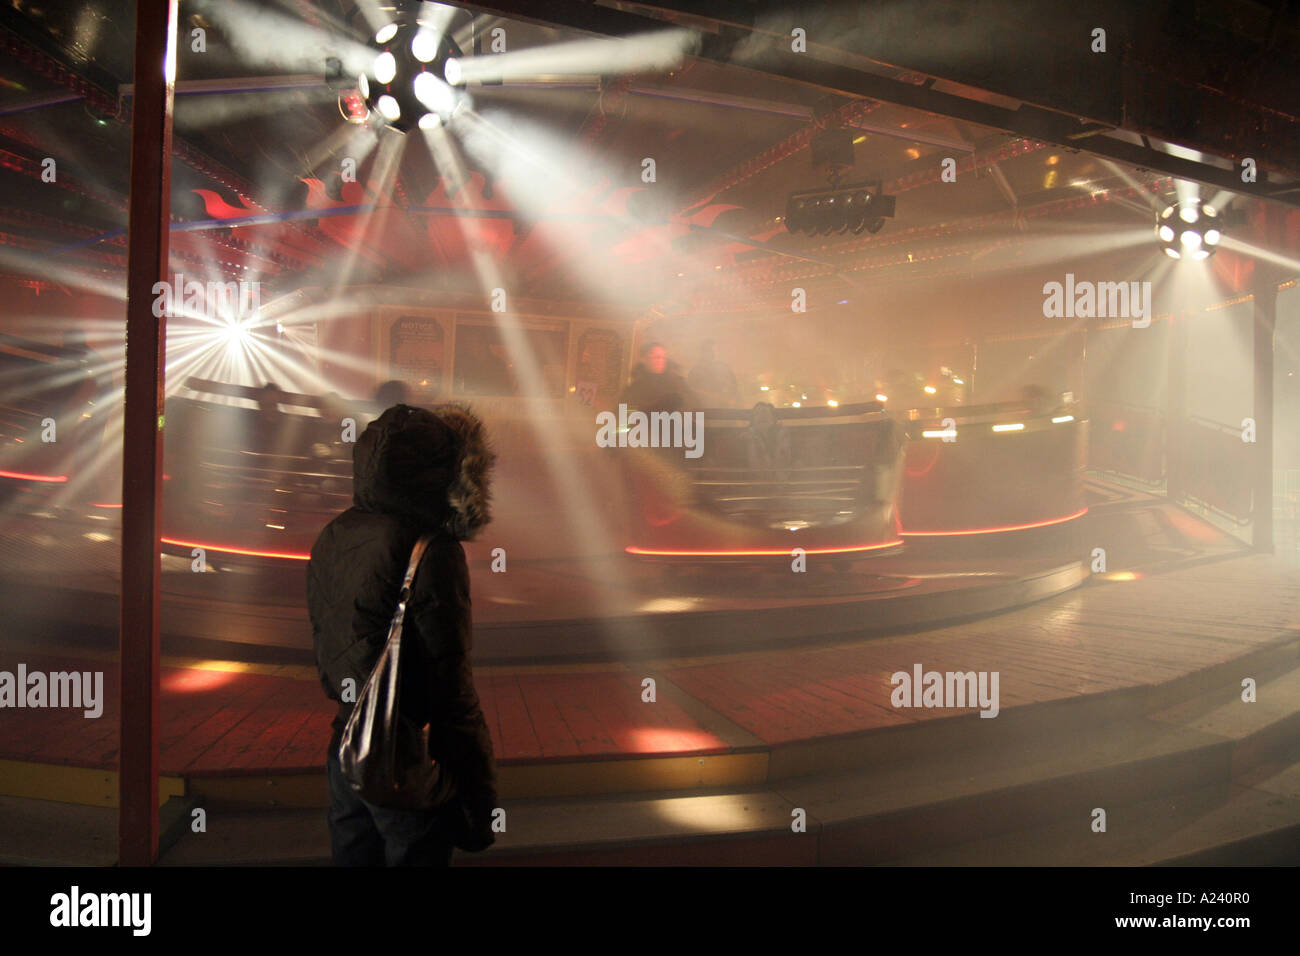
left=784, top=183, right=896, bottom=237
left=1157, top=199, right=1221, bottom=261
left=358, top=15, right=466, bottom=132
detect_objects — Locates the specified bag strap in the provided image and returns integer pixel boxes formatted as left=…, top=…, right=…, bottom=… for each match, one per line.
left=390, top=534, right=434, bottom=641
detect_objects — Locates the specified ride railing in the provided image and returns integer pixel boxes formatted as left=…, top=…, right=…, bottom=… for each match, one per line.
left=1180, top=415, right=1253, bottom=526
left=1087, top=401, right=1166, bottom=488
left=1273, top=469, right=1300, bottom=566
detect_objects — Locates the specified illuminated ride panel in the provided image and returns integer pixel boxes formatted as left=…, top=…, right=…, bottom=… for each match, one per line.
left=621, top=402, right=906, bottom=561
left=898, top=400, right=1088, bottom=537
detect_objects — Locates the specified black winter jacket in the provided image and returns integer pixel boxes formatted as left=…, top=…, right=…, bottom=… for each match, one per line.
left=308, top=403, right=497, bottom=849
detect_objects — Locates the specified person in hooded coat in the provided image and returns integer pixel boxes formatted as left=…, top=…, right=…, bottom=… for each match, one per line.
left=620, top=341, right=696, bottom=413
left=308, top=402, right=498, bottom=866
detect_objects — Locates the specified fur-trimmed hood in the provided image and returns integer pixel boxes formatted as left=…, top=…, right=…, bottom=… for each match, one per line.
left=351, top=403, right=495, bottom=540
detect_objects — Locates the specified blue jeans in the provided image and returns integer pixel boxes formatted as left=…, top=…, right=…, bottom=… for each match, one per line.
left=326, top=747, right=455, bottom=866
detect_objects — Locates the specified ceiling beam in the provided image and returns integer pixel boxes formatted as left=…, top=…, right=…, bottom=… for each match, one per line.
left=457, top=0, right=1300, bottom=210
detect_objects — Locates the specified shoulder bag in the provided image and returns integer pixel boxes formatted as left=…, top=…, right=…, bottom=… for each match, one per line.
left=338, top=534, right=455, bottom=810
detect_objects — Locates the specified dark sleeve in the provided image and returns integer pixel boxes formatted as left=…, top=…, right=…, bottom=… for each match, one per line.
left=305, top=545, right=337, bottom=702
left=410, top=540, right=498, bottom=818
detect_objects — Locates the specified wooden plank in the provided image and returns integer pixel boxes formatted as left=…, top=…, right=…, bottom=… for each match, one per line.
left=161, top=673, right=294, bottom=773
left=481, top=672, right=543, bottom=761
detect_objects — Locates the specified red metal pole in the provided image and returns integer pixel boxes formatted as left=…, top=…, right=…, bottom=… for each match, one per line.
left=119, top=0, right=176, bottom=867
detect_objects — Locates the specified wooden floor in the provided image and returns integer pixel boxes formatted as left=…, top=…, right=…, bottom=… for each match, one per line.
left=3, top=552, right=1299, bottom=775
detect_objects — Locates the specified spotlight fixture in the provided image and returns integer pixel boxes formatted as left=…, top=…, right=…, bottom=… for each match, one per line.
left=359, top=13, right=464, bottom=133
left=1157, top=198, right=1222, bottom=261
left=785, top=182, right=896, bottom=237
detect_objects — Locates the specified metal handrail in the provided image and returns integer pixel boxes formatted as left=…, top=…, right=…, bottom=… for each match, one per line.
left=1186, top=414, right=1244, bottom=438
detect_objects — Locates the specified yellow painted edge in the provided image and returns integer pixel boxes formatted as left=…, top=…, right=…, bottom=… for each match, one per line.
left=186, top=774, right=327, bottom=809
left=0, top=759, right=185, bottom=809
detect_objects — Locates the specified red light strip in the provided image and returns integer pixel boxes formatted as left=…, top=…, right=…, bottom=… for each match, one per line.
left=161, top=537, right=311, bottom=561
left=625, top=540, right=904, bottom=557
left=0, top=469, right=68, bottom=483
left=901, top=507, right=1088, bottom=536
left=92, top=503, right=123, bottom=508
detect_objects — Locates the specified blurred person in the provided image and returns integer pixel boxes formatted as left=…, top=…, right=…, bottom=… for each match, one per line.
left=687, top=339, right=739, bottom=408
left=254, top=382, right=286, bottom=424
left=308, top=403, right=498, bottom=866
left=1014, top=383, right=1055, bottom=415
left=621, top=341, right=695, bottom=412
left=318, top=390, right=352, bottom=426
left=745, top=401, right=793, bottom=482
left=249, top=382, right=289, bottom=457
left=375, top=379, right=409, bottom=409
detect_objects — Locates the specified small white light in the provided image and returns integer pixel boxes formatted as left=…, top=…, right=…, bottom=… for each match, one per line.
left=418, top=112, right=440, bottom=130
left=413, top=71, right=437, bottom=104
left=413, top=71, right=454, bottom=113
left=1179, top=204, right=1199, bottom=223
left=827, top=399, right=839, bottom=407
left=374, top=51, right=397, bottom=85
left=444, top=57, right=462, bottom=86
left=1204, top=229, right=1221, bottom=245
left=1180, top=229, right=1202, bottom=249
left=922, top=429, right=956, bottom=439
left=792, top=402, right=801, bottom=408
left=1203, top=205, right=1217, bottom=217
left=357, top=73, right=369, bottom=98
left=759, top=385, right=769, bottom=391
left=923, top=385, right=937, bottom=395
left=1158, top=224, right=1175, bottom=242
left=992, top=423, right=1025, bottom=432
left=952, top=378, right=964, bottom=385
left=411, top=30, right=437, bottom=62
left=375, top=23, right=399, bottom=43
left=1052, top=415, right=1074, bottom=424
left=1161, top=205, right=1174, bottom=219
left=376, top=95, right=400, bottom=120
left=1164, top=247, right=1182, bottom=259
left=875, top=393, right=888, bottom=403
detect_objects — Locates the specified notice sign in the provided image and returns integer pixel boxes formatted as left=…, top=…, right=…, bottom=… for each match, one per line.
left=388, top=315, right=444, bottom=401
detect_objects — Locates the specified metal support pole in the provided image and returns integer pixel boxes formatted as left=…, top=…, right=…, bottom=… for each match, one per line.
left=119, top=0, right=176, bottom=867
left=1253, top=281, right=1278, bottom=553
left=1166, top=313, right=1187, bottom=502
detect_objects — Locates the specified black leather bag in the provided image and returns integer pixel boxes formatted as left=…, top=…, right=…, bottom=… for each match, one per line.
left=338, top=534, right=455, bottom=810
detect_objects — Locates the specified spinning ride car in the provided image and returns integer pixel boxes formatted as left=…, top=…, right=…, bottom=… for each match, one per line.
left=621, top=400, right=906, bottom=562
